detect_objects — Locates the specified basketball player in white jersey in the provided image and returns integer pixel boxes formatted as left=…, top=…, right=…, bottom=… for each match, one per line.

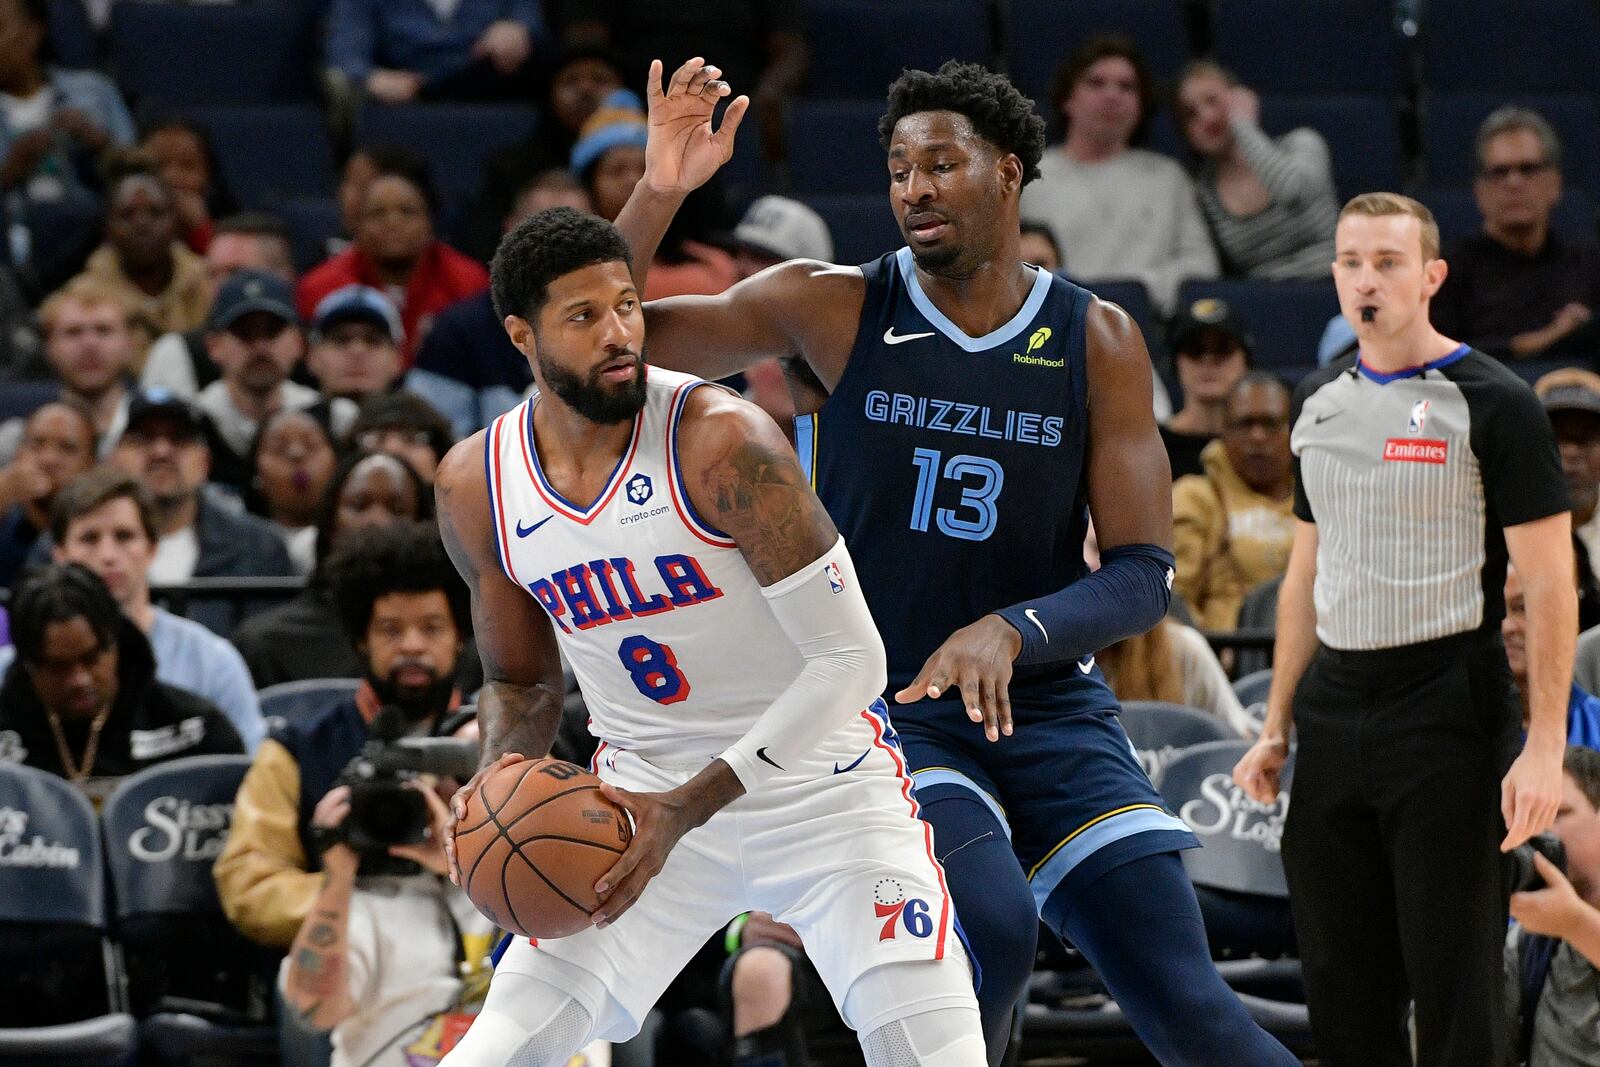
left=431, top=206, right=987, bottom=1061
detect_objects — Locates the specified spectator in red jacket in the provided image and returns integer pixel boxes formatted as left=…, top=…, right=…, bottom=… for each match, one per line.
left=296, top=149, right=486, bottom=367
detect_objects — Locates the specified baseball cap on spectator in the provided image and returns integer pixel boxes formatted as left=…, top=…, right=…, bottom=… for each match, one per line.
left=1535, top=367, right=1600, bottom=418
left=569, top=89, right=647, bottom=176
left=1170, top=297, right=1255, bottom=359
left=732, top=196, right=834, bottom=263
left=313, top=285, right=403, bottom=344
left=208, top=269, right=299, bottom=332
left=125, top=388, right=210, bottom=440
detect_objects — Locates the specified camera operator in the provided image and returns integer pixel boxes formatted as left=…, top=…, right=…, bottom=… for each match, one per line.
left=214, top=522, right=472, bottom=952
left=1505, top=745, right=1600, bottom=1066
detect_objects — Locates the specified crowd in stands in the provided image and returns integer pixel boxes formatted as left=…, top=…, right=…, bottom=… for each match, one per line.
left=1, top=1, right=1599, bottom=1065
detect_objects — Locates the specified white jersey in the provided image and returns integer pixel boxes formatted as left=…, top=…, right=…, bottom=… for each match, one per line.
left=483, top=367, right=807, bottom=764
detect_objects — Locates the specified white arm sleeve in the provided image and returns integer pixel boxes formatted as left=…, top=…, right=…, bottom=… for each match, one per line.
left=718, top=536, right=887, bottom=792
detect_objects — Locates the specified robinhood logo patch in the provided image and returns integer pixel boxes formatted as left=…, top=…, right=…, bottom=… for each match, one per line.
left=1013, top=326, right=1063, bottom=368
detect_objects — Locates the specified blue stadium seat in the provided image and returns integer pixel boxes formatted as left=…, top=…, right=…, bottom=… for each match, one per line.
left=1005, top=0, right=1190, bottom=110
left=1258, top=95, right=1404, bottom=198
left=1421, top=0, right=1600, bottom=94
left=186, top=105, right=335, bottom=211
left=1176, top=279, right=1339, bottom=369
left=1419, top=185, right=1600, bottom=249
left=1233, top=668, right=1273, bottom=708
left=0, top=763, right=136, bottom=1062
left=1213, top=0, right=1404, bottom=95
left=1422, top=94, right=1600, bottom=195
left=0, top=380, right=57, bottom=423
left=109, top=3, right=311, bottom=106
left=804, top=1, right=991, bottom=99
left=47, top=0, right=95, bottom=69
left=356, top=103, right=539, bottom=205
left=800, top=193, right=902, bottom=266
left=259, top=677, right=362, bottom=732
left=1118, top=700, right=1236, bottom=788
left=788, top=99, right=887, bottom=194
left=277, top=196, right=343, bottom=273
left=102, top=757, right=277, bottom=1066
left=1072, top=278, right=1159, bottom=351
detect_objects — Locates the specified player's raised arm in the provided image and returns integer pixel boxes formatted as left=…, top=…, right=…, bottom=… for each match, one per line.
left=433, top=433, right=567, bottom=883
left=612, top=57, right=859, bottom=385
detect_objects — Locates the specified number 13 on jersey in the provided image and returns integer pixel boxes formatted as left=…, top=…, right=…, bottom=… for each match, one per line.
left=909, top=447, right=1005, bottom=541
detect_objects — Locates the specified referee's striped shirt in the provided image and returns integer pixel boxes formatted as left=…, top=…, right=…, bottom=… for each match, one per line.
left=1290, top=345, right=1568, bottom=651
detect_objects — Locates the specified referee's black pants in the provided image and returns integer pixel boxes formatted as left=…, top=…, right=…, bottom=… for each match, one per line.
left=1282, top=628, right=1523, bottom=1067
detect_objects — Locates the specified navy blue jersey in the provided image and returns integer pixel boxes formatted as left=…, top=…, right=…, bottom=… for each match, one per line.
left=798, top=248, right=1117, bottom=714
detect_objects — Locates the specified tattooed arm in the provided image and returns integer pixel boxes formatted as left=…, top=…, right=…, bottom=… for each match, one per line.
left=281, top=845, right=358, bottom=1031
left=434, top=433, right=569, bottom=883
left=591, top=389, right=885, bottom=926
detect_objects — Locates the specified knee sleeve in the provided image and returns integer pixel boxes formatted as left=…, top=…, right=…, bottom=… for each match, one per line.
left=860, top=1007, right=987, bottom=1067
left=440, top=972, right=595, bottom=1067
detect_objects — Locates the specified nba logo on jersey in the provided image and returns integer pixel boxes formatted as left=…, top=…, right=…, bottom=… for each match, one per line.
left=626, top=473, right=653, bottom=505
left=825, top=560, right=846, bottom=594
left=1408, top=399, right=1431, bottom=434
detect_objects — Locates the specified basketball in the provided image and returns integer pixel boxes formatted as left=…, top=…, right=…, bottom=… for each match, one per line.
left=453, top=757, right=633, bottom=938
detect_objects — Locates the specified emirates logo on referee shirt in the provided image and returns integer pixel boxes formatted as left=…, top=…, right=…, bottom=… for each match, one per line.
left=1383, top=438, right=1448, bottom=464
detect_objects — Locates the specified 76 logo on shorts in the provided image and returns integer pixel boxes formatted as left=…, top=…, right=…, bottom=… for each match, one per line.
left=873, top=878, right=933, bottom=940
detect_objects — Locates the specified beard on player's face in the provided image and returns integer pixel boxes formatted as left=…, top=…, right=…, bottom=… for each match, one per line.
left=367, top=659, right=455, bottom=722
left=537, top=345, right=647, bottom=424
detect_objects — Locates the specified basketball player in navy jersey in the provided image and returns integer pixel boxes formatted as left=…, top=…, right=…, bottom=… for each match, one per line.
left=612, top=58, right=1300, bottom=1066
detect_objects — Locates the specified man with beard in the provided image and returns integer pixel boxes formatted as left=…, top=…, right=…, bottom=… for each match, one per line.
left=215, top=520, right=472, bottom=952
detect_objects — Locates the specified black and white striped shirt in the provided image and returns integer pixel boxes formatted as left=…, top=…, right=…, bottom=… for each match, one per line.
left=1291, top=347, right=1567, bottom=650
left=1196, top=121, right=1338, bottom=281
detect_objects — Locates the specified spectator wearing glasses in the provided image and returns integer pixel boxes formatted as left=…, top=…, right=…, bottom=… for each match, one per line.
left=346, top=392, right=453, bottom=485
left=1431, top=107, right=1600, bottom=363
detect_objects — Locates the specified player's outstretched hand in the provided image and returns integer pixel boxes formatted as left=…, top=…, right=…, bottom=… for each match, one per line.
left=894, top=616, right=1021, bottom=743
left=591, top=782, right=702, bottom=927
left=643, top=57, right=749, bottom=197
left=444, top=751, right=528, bottom=886
left=1232, top=734, right=1288, bottom=805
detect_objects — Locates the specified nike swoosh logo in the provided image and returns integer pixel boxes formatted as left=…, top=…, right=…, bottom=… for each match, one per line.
left=1024, top=608, right=1048, bottom=642
left=833, top=750, right=869, bottom=774
left=1077, top=655, right=1096, bottom=675
left=515, top=516, right=553, bottom=538
left=883, top=328, right=936, bottom=345
left=1313, top=410, right=1344, bottom=425
left=757, top=747, right=784, bottom=770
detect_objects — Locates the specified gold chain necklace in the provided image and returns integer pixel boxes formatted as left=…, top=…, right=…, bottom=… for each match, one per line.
left=45, top=705, right=113, bottom=781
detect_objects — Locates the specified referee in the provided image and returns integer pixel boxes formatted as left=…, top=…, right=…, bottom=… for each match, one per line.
left=1233, top=193, right=1576, bottom=1067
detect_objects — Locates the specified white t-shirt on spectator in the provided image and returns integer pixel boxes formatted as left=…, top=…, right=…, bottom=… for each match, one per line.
left=150, top=525, right=200, bottom=586
left=0, top=88, right=50, bottom=132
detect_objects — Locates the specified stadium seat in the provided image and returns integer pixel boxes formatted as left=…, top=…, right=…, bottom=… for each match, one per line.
left=800, top=193, right=902, bottom=266
left=102, top=757, right=277, bottom=1066
left=787, top=99, right=887, bottom=194
left=1422, top=93, right=1600, bottom=194
left=1233, top=668, right=1273, bottom=708
left=186, top=106, right=336, bottom=211
left=47, top=0, right=96, bottom=69
left=1258, top=95, right=1405, bottom=199
left=356, top=103, right=539, bottom=206
left=1176, top=279, right=1339, bottom=369
left=259, top=677, right=363, bottom=732
left=1160, top=740, right=1297, bottom=959
left=804, top=1, right=991, bottom=99
left=1005, top=0, right=1189, bottom=110
left=0, top=380, right=57, bottom=423
left=0, top=763, right=137, bottom=1062
left=1072, top=278, right=1159, bottom=351
left=277, top=197, right=343, bottom=273
left=1419, top=185, right=1600, bottom=249
left=1233, top=576, right=1281, bottom=678
left=1421, top=0, right=1600, bottom=94
left=1117, top=700, right=1235, bottom=788
left=1212, top=0, right=1405, bottom=95
left=109, top=3, right=311, bottom=106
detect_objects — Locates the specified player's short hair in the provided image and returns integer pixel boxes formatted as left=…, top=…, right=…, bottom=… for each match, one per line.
left=325, top=520, right=470, bottom=645
left=1339, top=192, right=1441, bottom=261
left=1566, top=744, right=1600, bottom=811
left=50, top=468, right=158, bottom=546
left=1475, top=106, right=1563, bottom=173
left=491, top=206, right=634, bottom=322
left=880, top=61, right=1046, bottom=185
left=10, top=563, right=123, bottom=667
left=1049, top=34, right=1157, bottom=147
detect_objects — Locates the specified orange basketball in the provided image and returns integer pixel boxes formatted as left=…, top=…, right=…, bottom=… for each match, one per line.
left=453, top=757, right=632, bottom=938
